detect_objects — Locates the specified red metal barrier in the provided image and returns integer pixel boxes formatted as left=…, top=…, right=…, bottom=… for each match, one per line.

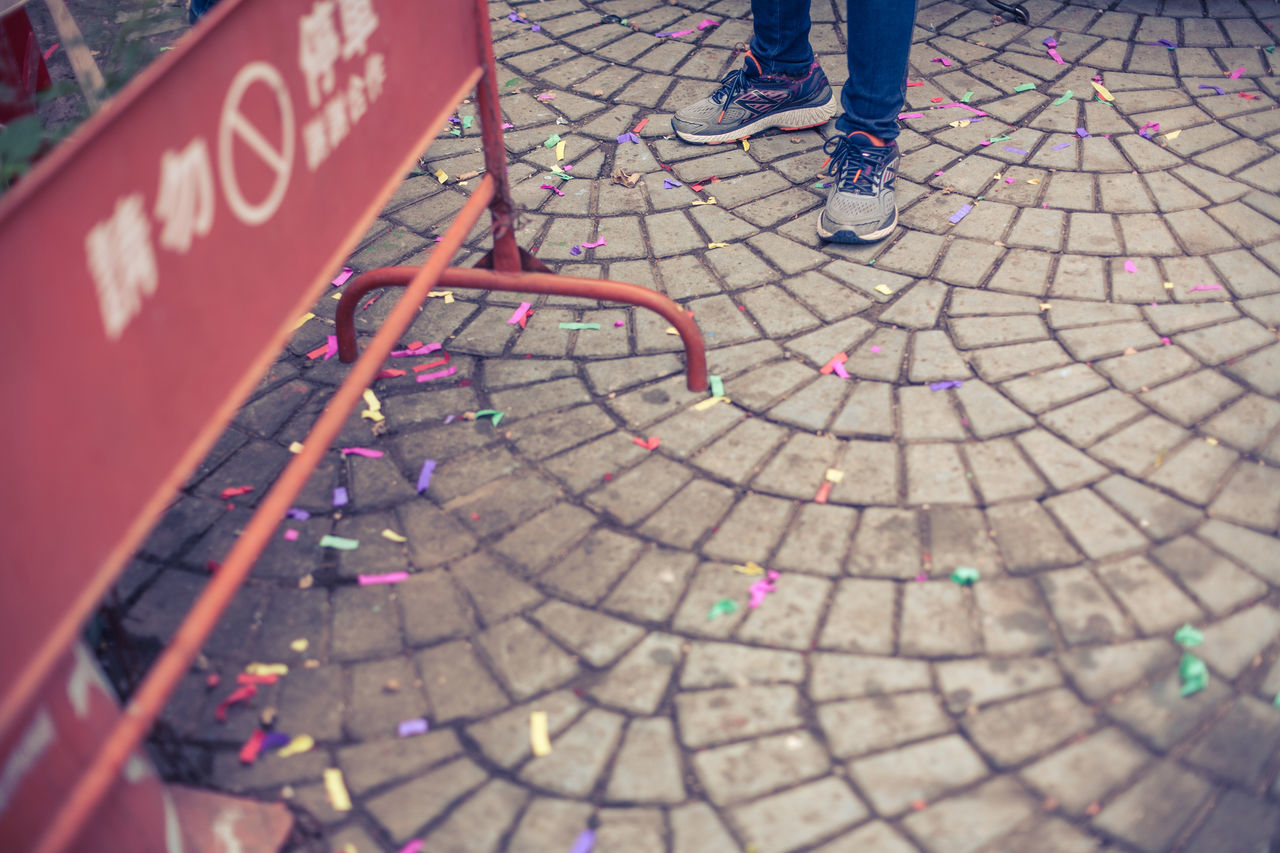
left=0, top=0, right=705, bottom=848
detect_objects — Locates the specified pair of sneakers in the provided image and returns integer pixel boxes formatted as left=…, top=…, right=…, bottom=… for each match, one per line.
left=671, top=52, right=898, bottom=245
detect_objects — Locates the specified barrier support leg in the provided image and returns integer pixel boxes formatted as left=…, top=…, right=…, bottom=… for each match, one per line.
left=335, top=265, right=708, bottom=392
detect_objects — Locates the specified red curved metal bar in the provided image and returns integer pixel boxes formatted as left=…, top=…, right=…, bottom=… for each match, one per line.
left=335, top=265, right=708, bottom=392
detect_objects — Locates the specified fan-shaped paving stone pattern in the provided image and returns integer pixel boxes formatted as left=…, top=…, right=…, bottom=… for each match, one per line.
left=121, top=0, right=1280, bottom=850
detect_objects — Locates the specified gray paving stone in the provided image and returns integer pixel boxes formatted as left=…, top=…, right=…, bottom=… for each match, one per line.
left=693, top=730, right=829, bottom=806
left=971, top=340, right=1070, bottom=382
left=901, top=776, right=1040, bottom=853
left=587, top=632, right=681, bottom=715
left=520, top=707, right=624, bottom=796
left=1000, top=363, right=1109, bottom=414
left=975, top=577, right=1057, bottom=655
left=955, top=380, right=1035, bottom=438
left=1185, top=694, right=1280, bottom=786
left=364, top=756, right=488, bottom=843
left=962, top=688, right=1095, bottom=768
left=728, top=777, right=869, bottom=853
left=1092, top=762, right=1213, bottom=853
left=987, top=499, right=1083, bottom=571
left=477, top=616, right=580, bottom=700
left=819, top=579, right=897, bottom=655
left=819, top=691, right=953, bottom=759
left=451, top=554, right=544, bottom=624
left=880, top=281, right=947, bottom=329
left=1019, top=727, right=1153, bottom=815
left=703, top=493, right=795, bottom=563
left=1094, top=474, right=1204, bottom=541
left=1146, top=438, right=1240, bottom=505
left=1039, top=566, right=1137, bottom=645
left=1109, top=668, right=1234, bottom=751
left=906, top=443, right=976, bottom=505
left=605, top=717, right=686, bottom=803
left=900, top=581, right=982, bottom=657
left=934, top=656, right=1061, bottom=714
left=1095, top=344, right=1199, bottom=394
left=670, top=802, right=740, bottom=853
left=506, top=797, right=593, bottom=853
left=1040, top=389, right=1148, bottom=449
left=809, top=653, right=931, bottom=702
left=420, top=778, right=529, bottom=853
left=1183, top=789, right=1280, bottom=853
left=772, top=504, right=858, bottom=576
left=848, top=734, right=990, bottom=817
left=847, top=508, right=922, bottom=578
left=898, top=385, right=967, bottom=441
left=1014, top=429, right=1110, bottom=491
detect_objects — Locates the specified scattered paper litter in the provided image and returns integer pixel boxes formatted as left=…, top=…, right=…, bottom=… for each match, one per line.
left=1174, top=623, right=1203, bottom=648
left=331, top=267, right=353, bottom=287
left=951, top=567, right=980, bottom=585
left=748, top=570, right=780, bottom=609
left=1179, top=653, right=1209, bottom=696
left=530, top=711, right=552, bottom=756
left=1228, top=66, right=1246, bottom=79
left=508, top=302, right=532, bottom=325
left=930, top=380, right=963, bottom=390
left=1199, top=84, right=1226, bottom=95
left=382, top=529, right=408, bottom=543
left=359, top=572, right=409, bottom=585
left=1124, top=259, right=1138, bottom=273
left=323, top=768, right=353, bottom=812
left=707, top=598, right=738, bottom=619
left=948, top=203, right=973, bottom=224
left=319, top=535, right=359, bottom=550
left=1052, top=91, right=1073, bottom=105
left=398, top=718, right=429, bottom=737
left=931, top=56, right=952, bottom=66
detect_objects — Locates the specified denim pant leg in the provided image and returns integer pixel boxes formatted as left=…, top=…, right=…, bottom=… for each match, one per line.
left=749, top=0, right=815, bottom=76
left=835, top=0, right=918, bottom=140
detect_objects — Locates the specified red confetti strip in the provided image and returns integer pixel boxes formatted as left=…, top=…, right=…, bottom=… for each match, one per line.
left=239, top=729, right=266, bottom=764
left=632, top=436, right=660, bottom=450
left=215, top=684, right=257, bottom=722
left=813, top=481, right=833, bottom=504
left=633, top=117, right=649, bottom=133
left=220, top=486, right=254, bottom=499
left=377, top=368, right=407, bottom=379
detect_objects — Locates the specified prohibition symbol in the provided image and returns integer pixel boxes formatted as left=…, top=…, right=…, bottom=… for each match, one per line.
left=218, top=61, right=296, bottom=226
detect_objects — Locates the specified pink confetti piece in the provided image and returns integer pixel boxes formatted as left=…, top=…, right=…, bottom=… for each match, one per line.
left=333, top=487, right=348, bottom=507
left=540, top=184, right=565, bottom=196
left=508, top=302, right=532, bottom=325
left=948, top=102, right=988, bottom=116
left=323, top=335, right=338, bottom=360
left=341, top=447, right=384, bottom=458
left=819, top=352, right=848, bottom=374
left=897, top=112, right=925, bottom=119
left=417, top=459, right=436, bottom=492
left=1047, top=47, right=1064, bottom=64
left=748, top=570, right=780, bottom=609
left=359, top=571, right=410, bottom=585
left=948, top=203, right=973, bottom=224
left=331, top=267, right=354, bottom=287
left=1190, top=283, right=1222, bottom=291
left=1124, top=259, right=1138, bottom=273
left=1228, top=67, right=1246, bottom=79
left=398, top=718, right=429, bottom=738
left=1138, top=121, right=1159, bottom=138
left=284, top=529, right=299, bottom=541
left=1005, top=177, right=1015, bottom=184
left=398, top=842, right=424, bottom=853
left=580, top=238, right=607, bottom=249
left=832, top=360, right=851, bottom=379
left=931, top=56, right=952, bottom=66
left=416, top=365, right=458, bottom=382
left=870, top=345, right=882, bottom=353
left=914, top=572, right=928, bottom=582
left=537, top=92, right=555, bottom=100
left=697, top=19, right=719, bottom=29
left=1161, top=336, right=1171, bottom=345
left=391, top=342, right=442, bottom=358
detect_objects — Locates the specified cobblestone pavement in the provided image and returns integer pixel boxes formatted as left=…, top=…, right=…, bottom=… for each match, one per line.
left=115, top=0, right=1280, bottom=850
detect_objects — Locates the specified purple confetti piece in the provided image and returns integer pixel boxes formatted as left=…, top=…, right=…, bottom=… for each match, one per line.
left=930, top=380, right=964, bottom=390
left=1052, top=142, right=1071, bottom=150
left=948, top=203, right=973, bottom=224
left=615, top=132, right=639, bottom=144
left=1199, top=84, right=1225, bottom=95
left=508, top=11, right=519, bottom=21
left=1076, top=128, right=1091, bottom=138
left=333, top=487, right=348, bottom=507
left=1158, top=38, right=1177, bottom=48
left=1003, top=146, right=1028, bottom=154
left=569, top=830, right=596, bottom=853
left=1138, top=121, right=1159, bottom=138
left=569, top=245, right=582, bottom=256
left=285, top=508, right=310, bottom=520
left=531, top=23, right=541, bottom=32
left=1043, top=37, right=1057, bottom=47
left=443, top=414, right=456, bottom=425
left=398, top=718, right=429, bottom=738
left=331, top=267, right=353, bottom=287
left=261, top=732, right=291, bottom=751
left=417, top=459, right=436, bottom=493
left=654, top=31, right=670, bottom=37
left=663, top=178, right=681, bottom=188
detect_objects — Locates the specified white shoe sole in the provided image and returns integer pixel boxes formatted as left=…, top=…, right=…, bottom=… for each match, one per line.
left=817, top=208, right=898, bottom=244
left=674, top=95, right=837, bottom=145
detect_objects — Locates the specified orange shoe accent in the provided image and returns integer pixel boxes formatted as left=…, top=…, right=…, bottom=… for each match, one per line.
left=847, top=130, right=888, bottom=147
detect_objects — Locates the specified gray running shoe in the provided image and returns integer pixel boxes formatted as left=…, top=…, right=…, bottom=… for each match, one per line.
left=817, top=131, right=900, bottom=244
left=672, top=52, right=837, bottom=145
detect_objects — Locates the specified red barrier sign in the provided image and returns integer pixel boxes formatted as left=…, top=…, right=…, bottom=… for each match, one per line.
left=0, top=0, right=478, bottom=752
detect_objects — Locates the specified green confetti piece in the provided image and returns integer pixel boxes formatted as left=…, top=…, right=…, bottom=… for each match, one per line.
left=1273, top=691, right=1280, bottom=708
left=550, top=168, right=574, bottom=180
left=1052, top=90, right=1073, bottom=105
left=461, top=116, right=474, bottom=129
left=709, top=375, right=725, bottom=398
left=319, top=535, right=359, bottom=551
left=867, top=259, right=876, bottom=265
left=960, top=91, right=974, bottom=103
left=1266, top=45, right=1275, bottom=54
left=1174, top=623, right=1203, bottom=648
left=620, top=18, right=628, bottom=24
left=987, top=135, right=1012, bottom=143
left=449, top=127, right=461, bottom=136
left=1179, top=653, right=1209, bottom=697
left=504, top=78, right=523, bottom=88
left=951, top=567, right=980, bottom=586
left=544, top=134, right=561, bottom=148
left=475, top=409, right=504, bottom=427
left=1014, top=82, right=1036, bottom=92
left=559, top=322, right=601, bottom=330
left=707, top=598, right=738, bottom=619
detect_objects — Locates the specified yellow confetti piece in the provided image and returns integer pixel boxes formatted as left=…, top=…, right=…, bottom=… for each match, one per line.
left=742, top=139, right=750, bottom=151
left=825, top=468, right=844, bottom=483
left=691, top=197, right=718, bottom=206
left=707, top=242, right=729, bottom=249
left=1163, top=281, right=1174, bottom=290
left=1090, top=80, right=1114, bottom=101
left=428, top=291, right=455, bottom=304
left=434, top=169, right=448, bottom=184
left=732, top=561, right=766, bottom=576
left=1205, top=437, right=1219, bottom=445
left=361, top=389, right=385, bottom=423
left=245, top=663, right=289, bottom=676
left=289, top=638, right=309, bottom=652
left=1039, top=302, right=1052, bottom=311
left=1164, top=129, right=1181, bottom=140
left=323, top=768, right=353, bottom=811
left=289, top=441, right=305, bottom=454
left=292, top=312, right=316, bottom=331
left=381, top=529, right=408, bottom=543
left=530, top=711, right=552, bottom=757
left=1026, top=178, right=1040, bottom=184
left=278, top=734, right=314, bottom=757
left=874, top=284, right=893, bottom=296
left=330, top=291, right=341, bottom=300
left=555, top=138, right=566, bottom=161
left=694, top=395, right=730, bottom=411
left=665, top=326, right=679, bottom=335
left=948, top=119, right=971, bottom=128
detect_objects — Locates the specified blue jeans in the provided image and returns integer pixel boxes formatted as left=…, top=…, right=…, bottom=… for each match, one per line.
left=749, top=0, right=917, bottom=140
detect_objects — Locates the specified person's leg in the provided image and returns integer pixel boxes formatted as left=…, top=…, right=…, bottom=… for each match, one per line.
left=834, top=0, right=917, bottom=139
left=671, top=0, right=837, bottom=144
left=818, top=0, right=917, bottom=243
left=749, top=0, right=814, bottom=77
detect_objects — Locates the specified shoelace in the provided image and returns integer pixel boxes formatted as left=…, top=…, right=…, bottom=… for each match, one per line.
left=822, top=135, right=893, bottom=195
left=710, top=66, right=754, bottom=113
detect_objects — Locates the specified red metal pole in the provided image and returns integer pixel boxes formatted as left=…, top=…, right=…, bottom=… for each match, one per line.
left=473, top=0, right=521, bottom=274
left=33, top=177, right=498, bottom=853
